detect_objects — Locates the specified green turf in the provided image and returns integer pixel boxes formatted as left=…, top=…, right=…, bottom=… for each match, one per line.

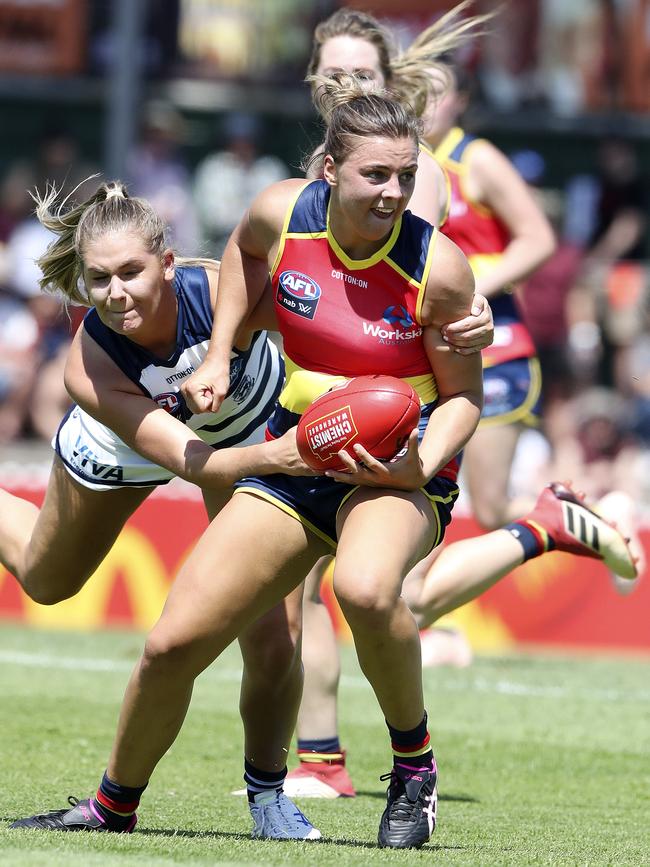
left=0, top=623, right=648, bottom=865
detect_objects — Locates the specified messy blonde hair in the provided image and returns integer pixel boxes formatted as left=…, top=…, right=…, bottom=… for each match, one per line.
left=33, top=178, right=217, bottom=306
left=307, top=1, right=494, bottom=117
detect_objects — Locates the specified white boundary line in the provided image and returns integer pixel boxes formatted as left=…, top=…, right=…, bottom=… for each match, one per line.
left=2, top=649, right=649, bottom=703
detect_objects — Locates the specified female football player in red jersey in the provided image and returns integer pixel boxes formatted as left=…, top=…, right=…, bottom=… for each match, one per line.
left=185, top=75, right=483, bottom=849
left=278, top=3, right=493, bottom=800
left=421, top=62, right=556, bottom=529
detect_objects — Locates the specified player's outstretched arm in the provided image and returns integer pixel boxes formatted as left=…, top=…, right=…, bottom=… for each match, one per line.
left=466, top=139, right=556, bottom=298
left=65, top=327, right=312, bottom=488
left=181, top=178, right=307, bottom=415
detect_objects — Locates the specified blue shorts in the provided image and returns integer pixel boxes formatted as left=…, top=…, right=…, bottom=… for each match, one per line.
left=480, top=356, right=542, bottom=428
left=233, top=473, right=458, bottom=549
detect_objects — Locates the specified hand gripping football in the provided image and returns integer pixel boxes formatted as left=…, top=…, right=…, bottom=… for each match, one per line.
left=296, top=374, right=421, bottom=472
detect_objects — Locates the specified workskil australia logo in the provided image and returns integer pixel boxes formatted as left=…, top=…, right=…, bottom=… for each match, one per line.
left=363, top=305, right=422, bottom=345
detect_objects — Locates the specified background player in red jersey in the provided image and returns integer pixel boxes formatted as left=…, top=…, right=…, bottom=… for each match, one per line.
left=422, top=62, right=556, bottom=530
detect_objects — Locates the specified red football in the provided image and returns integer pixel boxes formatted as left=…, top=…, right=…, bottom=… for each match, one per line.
left=296, top=374, right=421, bottom=472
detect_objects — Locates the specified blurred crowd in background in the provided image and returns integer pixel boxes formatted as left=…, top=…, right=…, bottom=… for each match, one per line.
left=1, top=0, right=650, bottom=518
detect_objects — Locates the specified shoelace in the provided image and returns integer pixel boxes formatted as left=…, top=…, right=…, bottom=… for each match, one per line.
left=260, top=797, right=311, bottom=834
left=380, top=772, right=426, bottom=823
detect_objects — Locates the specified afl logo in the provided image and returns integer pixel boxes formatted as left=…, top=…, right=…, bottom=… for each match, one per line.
left=155, top=392, right=181, bottom=414
left=277, top=270, right=321, bottom=320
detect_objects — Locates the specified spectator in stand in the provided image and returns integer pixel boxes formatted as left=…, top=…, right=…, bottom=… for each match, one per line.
left=0, top=163, right=44, bottom=442
left=615, top=287, right=650, bottom=454
left=33, top=124, right=98, bottom=202
left=514, top=151, right=583, bottom=407
left=0, top=163, right=36, bottom=245
left=0, top=288, right=39, bottom=444
left=563, top=137, right=649, bottom=389
left=0, top=128, right=99, bottom=443
left=510, top=385, right=647, bottom=590
left=128, top=100, right=200, bottom=255
left=193, top=112, right=289, bottom=258
left=2, top=213, right=74, bottom=442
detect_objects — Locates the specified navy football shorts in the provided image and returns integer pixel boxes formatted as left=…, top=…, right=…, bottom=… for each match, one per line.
left=480, top=356, right=542, bottom=428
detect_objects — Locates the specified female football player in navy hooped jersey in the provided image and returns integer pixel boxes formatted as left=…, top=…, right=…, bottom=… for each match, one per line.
left=0, top=181, right=303, bottom=592
left=1, top=179, right=324, bottom=840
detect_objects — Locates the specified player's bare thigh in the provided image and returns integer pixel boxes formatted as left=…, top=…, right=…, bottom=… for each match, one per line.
left=148, top=492, right=330, bottom=674
left=463, top=422, right=522, bottom=529
left=20, top=455, right=153, bottom=601
left=333, top=488, right=437, bottom=609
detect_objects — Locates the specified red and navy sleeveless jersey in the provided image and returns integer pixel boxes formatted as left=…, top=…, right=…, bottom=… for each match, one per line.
left=434, top=127, right=536, bottom=366
left=267, top=179, right=458, bottom=482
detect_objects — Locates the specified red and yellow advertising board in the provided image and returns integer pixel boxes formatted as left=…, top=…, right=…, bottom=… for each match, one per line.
left=1, top=486, right=648, bottom=653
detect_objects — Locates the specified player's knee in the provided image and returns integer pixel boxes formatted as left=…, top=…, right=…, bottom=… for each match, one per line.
left=334, top=572, right=396, bottom=628
left=472, top=498, right=508, bottom=531
left=241, top=627, right=301, bottom=683
left=21, top=574, right=82, bottom=606
left=140, top=629, right=202, bottom=681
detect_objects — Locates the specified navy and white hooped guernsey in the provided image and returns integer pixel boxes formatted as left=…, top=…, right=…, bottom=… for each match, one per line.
left=54, top=265, right=284, bottom=490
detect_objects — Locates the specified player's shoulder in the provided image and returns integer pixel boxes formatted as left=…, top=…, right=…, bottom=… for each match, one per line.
left=432, top=232, right=474, bottom=286
left=420, top=232, right=474, bottom=325
left=465, top=137, right=507, bottom=171
left=249, top=178, right=313, bottom=230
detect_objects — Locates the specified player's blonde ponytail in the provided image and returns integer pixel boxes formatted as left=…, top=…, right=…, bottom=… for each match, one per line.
left=390, top=1, right=495, bottom=115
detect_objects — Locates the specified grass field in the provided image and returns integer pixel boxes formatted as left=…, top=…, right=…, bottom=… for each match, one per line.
left=1, top=623, right=649, bottom=866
